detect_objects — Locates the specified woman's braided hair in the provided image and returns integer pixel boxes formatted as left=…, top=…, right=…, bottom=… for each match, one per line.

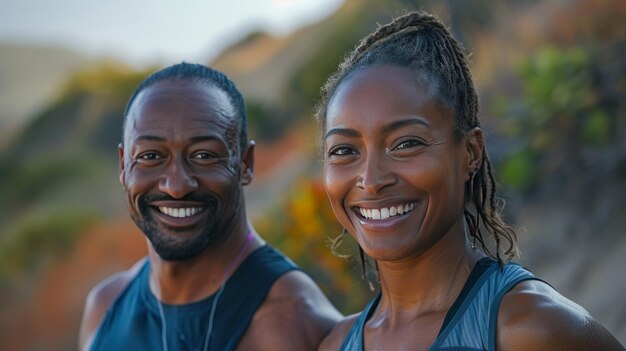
left=317, top=12, right=518, bottom=264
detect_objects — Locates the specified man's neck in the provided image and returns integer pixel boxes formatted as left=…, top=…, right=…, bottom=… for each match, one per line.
left=148, top=221, right=264, bottom=304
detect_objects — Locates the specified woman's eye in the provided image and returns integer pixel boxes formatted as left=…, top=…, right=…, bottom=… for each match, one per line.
left=329, top=146, right=356, bottom=157
left=394, top=139, right=424, bottom=150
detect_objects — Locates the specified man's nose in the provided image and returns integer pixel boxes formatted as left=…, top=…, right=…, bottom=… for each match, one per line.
left=356, top=153, right=396, bottom=195
left=158, top=158, right=198, bottom=199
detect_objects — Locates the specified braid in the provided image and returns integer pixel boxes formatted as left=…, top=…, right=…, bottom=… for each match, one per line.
left=352, top=13, right=433, bottom=60
left=318, top=11, right=519, bottom=264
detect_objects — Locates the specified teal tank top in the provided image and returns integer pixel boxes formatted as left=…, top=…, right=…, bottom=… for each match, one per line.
left=90, top=245, right=298, bottom=351
left=339, top=258, right=539, bottom=351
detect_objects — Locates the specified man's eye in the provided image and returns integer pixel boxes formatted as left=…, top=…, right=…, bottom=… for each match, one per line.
left=139, top=152, right=162, bottom=160
left=192, top=152, right=217, bottom=160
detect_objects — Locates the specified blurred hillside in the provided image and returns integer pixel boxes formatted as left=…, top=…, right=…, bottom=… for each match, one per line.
left=0, top=44, right=100, bottom=149
left=0, top=0, right=625, bottom=349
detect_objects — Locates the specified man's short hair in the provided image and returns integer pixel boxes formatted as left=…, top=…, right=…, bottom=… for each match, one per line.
left=123, top=62, right=248, bottom=154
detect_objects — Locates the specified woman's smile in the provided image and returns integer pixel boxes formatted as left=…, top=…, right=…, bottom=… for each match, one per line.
left=356, top=202, right=416, bottom=220
left=348, top=200, right=418, bottom=233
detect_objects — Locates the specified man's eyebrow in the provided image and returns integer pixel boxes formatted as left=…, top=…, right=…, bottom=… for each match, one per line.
left=133, top=135, right=224, bottom=143
left=135, top=135, right=166, bottom=142
left=188, top=135, right=225, bottom=143
left=324, top=128, right=361, bottom=140
left=381, top=118, right=431, bottom=134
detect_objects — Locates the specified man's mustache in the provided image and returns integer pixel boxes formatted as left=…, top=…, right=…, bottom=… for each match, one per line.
left=140, top=192, right=219, bottom=204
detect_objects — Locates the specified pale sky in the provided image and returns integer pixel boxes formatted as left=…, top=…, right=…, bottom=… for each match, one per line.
left=0, top=0, right=344, bottom=67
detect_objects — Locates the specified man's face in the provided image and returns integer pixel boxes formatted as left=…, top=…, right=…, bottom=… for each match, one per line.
left=119, top=79, right=252, bottom=261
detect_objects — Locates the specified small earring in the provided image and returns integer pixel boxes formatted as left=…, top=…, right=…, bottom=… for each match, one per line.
left=330, top=228, right=349, bottom=258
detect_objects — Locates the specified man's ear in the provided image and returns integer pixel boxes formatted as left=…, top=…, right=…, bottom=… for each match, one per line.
left=240, top=140, right=255, bottom=186
left=465, top=128, right=484, bottom=178
left=118, top=143, right=126, bottom=188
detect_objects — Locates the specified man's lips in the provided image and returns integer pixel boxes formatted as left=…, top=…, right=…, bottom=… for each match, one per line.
left=157, top=206, right=205, bottom=218
left=149, top=201, right=209, bottom=227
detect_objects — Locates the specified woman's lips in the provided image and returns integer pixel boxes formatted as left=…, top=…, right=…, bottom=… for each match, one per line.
left=352, top=202, right=417, bottom=232
left=357, top=202, right=415, bottom=220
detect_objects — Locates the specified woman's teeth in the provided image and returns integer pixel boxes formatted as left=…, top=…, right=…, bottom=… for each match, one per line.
left=359, top=203, right=415, bottom=220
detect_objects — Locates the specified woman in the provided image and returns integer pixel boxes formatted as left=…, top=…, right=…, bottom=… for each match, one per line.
left=316, top=12, right=623, bottom=351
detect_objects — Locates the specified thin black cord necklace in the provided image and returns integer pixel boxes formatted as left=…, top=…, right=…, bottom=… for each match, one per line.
left=155, top=231, right=254, bottom=351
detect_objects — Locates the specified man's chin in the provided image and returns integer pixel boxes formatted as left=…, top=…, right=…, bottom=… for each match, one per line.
left=142, top=226, right=213, bottom=261
left=131, top=213, right=216, bottom=260
left=150, top=236, right=211, bottom=261
left=154, top=248, right=200, bottom=261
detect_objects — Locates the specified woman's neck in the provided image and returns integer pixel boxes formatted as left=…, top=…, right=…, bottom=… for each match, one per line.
left=374, top=222, right=483, bottom=326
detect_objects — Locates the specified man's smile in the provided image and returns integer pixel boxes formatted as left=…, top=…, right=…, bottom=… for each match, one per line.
left=157, top=206, right=205, bottom=218
left=146, top=198, right=215, bottom=230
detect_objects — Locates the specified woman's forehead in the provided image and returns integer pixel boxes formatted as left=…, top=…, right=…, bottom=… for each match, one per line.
left=326, top=65, right=449, bottom=130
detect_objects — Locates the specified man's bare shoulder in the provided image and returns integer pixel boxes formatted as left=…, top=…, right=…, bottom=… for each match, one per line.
left=78, top=258, right=147, bottom=351
left=498, top=279, right=624, bottom=351
left=237, top=270, right=343, bottom=351
left=317, top=313, right=360, bottom=351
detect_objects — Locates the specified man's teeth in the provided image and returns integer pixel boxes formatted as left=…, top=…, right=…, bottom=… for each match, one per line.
left=359, top=203, right=415, bottom=220
left=158, top=207, right=203, bottom=218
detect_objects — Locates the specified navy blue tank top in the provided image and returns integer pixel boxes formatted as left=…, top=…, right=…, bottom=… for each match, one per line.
left=90, top=245, right=298, bottom=351
left=340, top=258, right=540, bottom=351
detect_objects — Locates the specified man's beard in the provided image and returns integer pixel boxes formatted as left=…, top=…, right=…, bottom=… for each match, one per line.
left=131, top=192, right=220, bottom=261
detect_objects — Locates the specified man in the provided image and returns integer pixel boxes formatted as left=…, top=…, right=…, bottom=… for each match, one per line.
left=79, top=63, right=342, bottom=351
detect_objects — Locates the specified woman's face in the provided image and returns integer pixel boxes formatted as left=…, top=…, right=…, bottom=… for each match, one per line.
left=323, top=64, right=480, bottom=261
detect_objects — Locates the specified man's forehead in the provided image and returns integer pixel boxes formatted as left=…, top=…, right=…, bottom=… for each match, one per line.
left=124, top=80, right=239, bottom=142
left=131, top=80, right=234, bottom=119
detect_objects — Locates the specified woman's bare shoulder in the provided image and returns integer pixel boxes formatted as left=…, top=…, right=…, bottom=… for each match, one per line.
left=497, top=279, right=624, bottom=351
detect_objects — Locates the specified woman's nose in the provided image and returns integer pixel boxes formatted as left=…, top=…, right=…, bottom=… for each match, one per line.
left=356, top=153, right=396, bottom=195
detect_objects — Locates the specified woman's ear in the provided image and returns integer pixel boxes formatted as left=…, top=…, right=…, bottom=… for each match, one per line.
left=240, top=140, right=255, bottom=186
left=465, top=128, right=484, bottom=175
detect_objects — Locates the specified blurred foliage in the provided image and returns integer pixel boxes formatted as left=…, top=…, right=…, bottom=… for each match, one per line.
left=60, top=64, right=151, bottom=104
left=0, top=64, right=148, bottom=286
left=500, top=148, right=537, bottom=193
left=246, top=99, right=291, bottom=141
left=288, top=12, right=366, bottom=113
left=1, top=64, right=150, bottom=165
left=495, top=47, right=616, bottom=193
left=287, top=0, right=433, bottom=115
left=0, top=153, right=92, bottom=214
left=0, top=208, right=99, bottom=283
left=254, top=178, right=375, bottom=313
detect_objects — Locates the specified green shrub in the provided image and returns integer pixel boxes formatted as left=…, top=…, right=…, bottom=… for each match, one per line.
left=0, top=209, right=99, bottom=281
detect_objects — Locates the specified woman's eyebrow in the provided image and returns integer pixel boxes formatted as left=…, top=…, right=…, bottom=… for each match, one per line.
left=381, top=117, right=431, bottom=134
left=324, top=127, right=361, bottom=140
